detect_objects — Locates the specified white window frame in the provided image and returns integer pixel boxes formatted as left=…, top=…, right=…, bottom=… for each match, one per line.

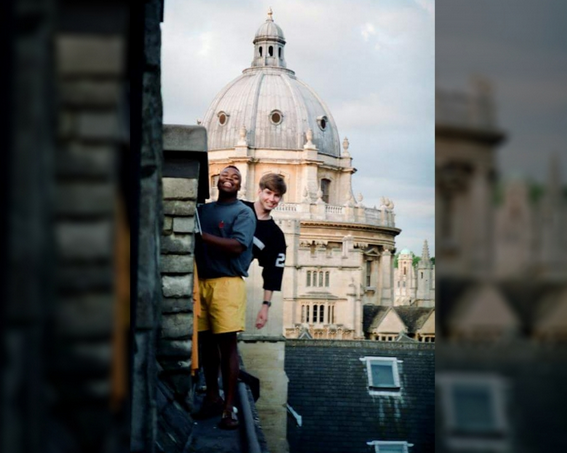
left=366, top=440, right=413, bottom=453
left=360, top=357, right=402, bottom=396
left=437, top=372, right=509, bottom=451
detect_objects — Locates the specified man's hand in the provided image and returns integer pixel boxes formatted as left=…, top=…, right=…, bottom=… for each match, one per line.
left=255, top=304, right=269, bottom=329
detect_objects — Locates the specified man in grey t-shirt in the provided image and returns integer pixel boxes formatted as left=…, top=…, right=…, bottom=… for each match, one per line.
left=193, top=166, right=255, bottom=430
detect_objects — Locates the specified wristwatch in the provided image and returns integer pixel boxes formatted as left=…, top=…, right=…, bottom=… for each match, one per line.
left=262, top=300, right=272, bottom=307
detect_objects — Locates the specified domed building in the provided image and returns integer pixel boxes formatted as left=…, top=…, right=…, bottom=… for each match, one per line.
left=201, top=9, right=402, bottom=340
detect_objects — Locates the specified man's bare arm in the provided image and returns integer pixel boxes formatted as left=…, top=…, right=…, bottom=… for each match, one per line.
left=201, top=232, right=245, bottom=255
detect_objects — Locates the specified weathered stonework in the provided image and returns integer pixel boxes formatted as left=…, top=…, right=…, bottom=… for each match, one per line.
left=162, top=275, right=193, bottom=298
left=161, top=233, right=193, bottom=254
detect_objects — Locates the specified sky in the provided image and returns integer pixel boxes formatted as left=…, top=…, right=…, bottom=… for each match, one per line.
left=161, top=0, right=435, bottom=256
left=436, top=0, right=567, bottom=185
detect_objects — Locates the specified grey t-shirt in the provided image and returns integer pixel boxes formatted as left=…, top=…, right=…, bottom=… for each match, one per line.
left=195, top=200, right=256, bottom=279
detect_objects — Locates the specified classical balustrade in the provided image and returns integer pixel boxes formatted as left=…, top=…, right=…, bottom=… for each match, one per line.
left=272, top=201, right=395, bottom=227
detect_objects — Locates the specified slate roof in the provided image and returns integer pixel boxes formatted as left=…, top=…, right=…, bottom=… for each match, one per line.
left=362, top=305, right=390, bottom=333
left=394, top=307, right=434, bottom=333
left=285, top=339, right=434, bottom=453
left=363, top=305, right=435, bottom=336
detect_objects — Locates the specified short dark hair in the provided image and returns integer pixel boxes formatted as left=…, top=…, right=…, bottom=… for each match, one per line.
left=223, top=165, right=241, bottom=174
left=259, top=173, right=287, bottom=195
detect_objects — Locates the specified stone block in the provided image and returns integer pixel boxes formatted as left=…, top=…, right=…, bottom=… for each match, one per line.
left=59, top=111, right=75, bottom=138
left=162, top=298, right=192, bottom=314
left=60, top=80, right=120, bottom=107
left=163, top=216, right=173, bottom=234
left=57, top=35, right=124, bottom=76
left=160, top=255, right=194, bottom=274
left=56, top=143, right=114, bottom=178
left=160, top=313, right=193, bottom=339
left=161, top=233, right=192, bottom=254
left=163, top=178, right=198, bottom=200
left=77, top=112, right=119, bottom=141
left=162, top=275, right=193, bottom=298
left=57, top=295, right=114, bottom=338
left=157, top=339, right=192, bottom=358
left=56, top=183, right=114, bottom=216
left=163, top=200, right=196, bottom=216
left=173, top=216, right=195, bottom=233
left=57, top=221, right=113, bottom=261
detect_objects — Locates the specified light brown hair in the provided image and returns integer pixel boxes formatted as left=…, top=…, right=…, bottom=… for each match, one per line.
left=259, top=173, right=287, bottom=195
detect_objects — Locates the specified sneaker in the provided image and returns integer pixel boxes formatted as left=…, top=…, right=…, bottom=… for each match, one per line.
left=218, top=407, right=239, bottom=430
left=192, top=397, right=224, bottom=420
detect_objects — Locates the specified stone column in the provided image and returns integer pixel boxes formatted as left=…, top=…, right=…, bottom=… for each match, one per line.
left=380, top=249, right=393, bottom=306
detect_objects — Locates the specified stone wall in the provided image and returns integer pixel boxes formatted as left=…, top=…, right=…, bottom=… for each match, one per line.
left=158, top=176, right=198, bottom=398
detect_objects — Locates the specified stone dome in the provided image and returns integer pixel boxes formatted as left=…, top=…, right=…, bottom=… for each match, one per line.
left=399, top=249, right=412, bottom=256
left=254, top=8, right=285, bottom=42
left=201, top=10, right=341, bottom=157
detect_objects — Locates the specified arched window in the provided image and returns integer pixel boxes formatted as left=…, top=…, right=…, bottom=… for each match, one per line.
left=321, top=178, right=331, bottom=204
left=306, top=306, right=310, bottom=323
left=306, top=271, right=311, bottom=287
left=319, top=272, right=323, bottom=287
left=421, top=271, right=424, bottom=279
left=325, top=271, right=329, bottom=287
left=319, top=305, right=324, bottom=323
left=269, top=46, right=274, bottom=56
left=403, top=267, right=407, bottom=275
left=331, top=306, right=335, bottom=324
left=259, top=46, right=263, bottom=56
left=313, top=305, right=318, bottom=323
left=278, top=47, right=282, bottom=58
left=366, top=261, right=372, bottom=287
left=301, top=305, right=305, bottom=323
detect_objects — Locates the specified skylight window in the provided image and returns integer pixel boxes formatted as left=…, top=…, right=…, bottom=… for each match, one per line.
left=361, top=357, right=401, bottom=394
left=437, top=373, right=509, bottom=451
left=367, top=441, right=413, bottom=453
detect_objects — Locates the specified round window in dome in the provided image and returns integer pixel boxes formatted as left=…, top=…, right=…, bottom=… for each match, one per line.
left=217, top=111, right=229, bottom=126
left=317, top=115, right=328, bottom=131
left=269, top=110, right=283, bottom=125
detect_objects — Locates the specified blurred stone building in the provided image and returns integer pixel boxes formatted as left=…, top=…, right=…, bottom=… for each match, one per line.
left=436, top=79, right=567, bottom=452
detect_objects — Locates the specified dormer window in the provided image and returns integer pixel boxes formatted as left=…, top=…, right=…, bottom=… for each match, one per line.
left=269, top=109, right=283, bottom=125
left=317, top=115, right=328, bottom=131
left=217, top=111, right=229, bottom=126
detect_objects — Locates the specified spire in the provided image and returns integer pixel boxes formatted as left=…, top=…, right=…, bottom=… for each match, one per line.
left=267, top=7, right=273, bottom=22
left=420, top=240, right=431, bottom=265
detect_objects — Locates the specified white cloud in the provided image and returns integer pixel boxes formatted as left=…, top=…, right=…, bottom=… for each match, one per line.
left=361, top=23, right=376, bottom=42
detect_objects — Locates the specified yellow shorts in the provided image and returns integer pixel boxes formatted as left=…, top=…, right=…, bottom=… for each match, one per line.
left=197, top=276, right=246, bottom=334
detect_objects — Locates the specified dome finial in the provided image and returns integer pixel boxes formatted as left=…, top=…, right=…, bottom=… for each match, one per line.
left=267, top=7, right=273, bottom=22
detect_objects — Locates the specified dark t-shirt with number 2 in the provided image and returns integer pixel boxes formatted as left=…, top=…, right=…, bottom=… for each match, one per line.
left=243, top=201, right=287, bottom=291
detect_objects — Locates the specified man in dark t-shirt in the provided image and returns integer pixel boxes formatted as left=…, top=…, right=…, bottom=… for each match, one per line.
left=243, top=173, right=287, bottom=329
